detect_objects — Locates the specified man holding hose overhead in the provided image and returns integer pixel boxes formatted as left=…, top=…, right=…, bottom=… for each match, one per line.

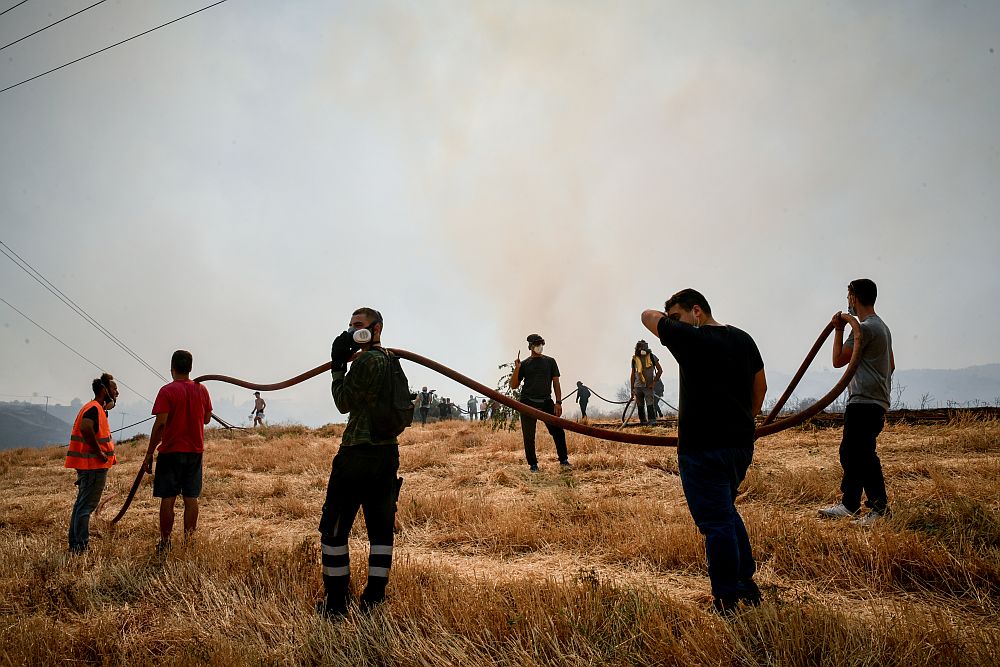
left=642, top=288, right=767, bottom=614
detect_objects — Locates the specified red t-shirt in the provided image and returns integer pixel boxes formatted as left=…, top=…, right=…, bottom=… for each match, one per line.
left=151, top=380, right=213, bottom=454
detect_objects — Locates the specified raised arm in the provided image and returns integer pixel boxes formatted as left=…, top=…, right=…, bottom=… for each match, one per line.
left=831, top=311, right=852, bottom=368
left=641, top=310, right=665, bottom=337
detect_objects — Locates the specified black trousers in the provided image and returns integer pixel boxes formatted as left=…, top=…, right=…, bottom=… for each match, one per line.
left=319, top=445, right=400, bottom=609
left=520, top=398, right=568, bottom=466
left=419, top=406, right=429, bottom=424
left=578, top=399, right=588, bottom=418
left=840, top=403, right=888, bottom=513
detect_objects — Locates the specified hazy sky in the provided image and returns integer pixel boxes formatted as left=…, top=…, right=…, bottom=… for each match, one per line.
left=2, top=1, right=998, bottom=427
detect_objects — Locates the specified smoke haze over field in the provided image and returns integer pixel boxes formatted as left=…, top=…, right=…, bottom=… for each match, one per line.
left=1, top=1, right=998, bottom=428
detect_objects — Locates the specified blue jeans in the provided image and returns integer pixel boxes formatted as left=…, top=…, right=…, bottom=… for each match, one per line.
left=678, top=447, right=757, bottom=603
left=68, top=469, right=108, bottom=553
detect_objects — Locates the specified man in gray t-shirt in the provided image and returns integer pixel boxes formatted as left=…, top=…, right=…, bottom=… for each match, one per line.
left=819, top=279, right=895, bottom=525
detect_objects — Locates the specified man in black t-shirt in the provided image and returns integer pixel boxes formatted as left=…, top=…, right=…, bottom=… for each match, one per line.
left=641, top=288, right=767, bottom=614
left=575, top=381, right=592, bottom=419
left=509, top=333, right=570, bottom=472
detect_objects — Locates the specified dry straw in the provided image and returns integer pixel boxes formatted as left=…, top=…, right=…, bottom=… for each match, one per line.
left=1, top=418, right=998, bottom=665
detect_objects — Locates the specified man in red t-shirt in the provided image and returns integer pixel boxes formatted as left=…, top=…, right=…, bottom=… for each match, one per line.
left=142, top=349, right=213, bottom=552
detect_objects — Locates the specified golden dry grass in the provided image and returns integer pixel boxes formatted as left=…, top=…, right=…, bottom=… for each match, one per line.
left=1, top=417, right=999, bottom=666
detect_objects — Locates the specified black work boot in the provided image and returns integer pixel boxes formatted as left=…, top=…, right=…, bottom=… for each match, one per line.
left=359, top=578, right=387, bottom=613
left=320, top=575, right=350, bottom=619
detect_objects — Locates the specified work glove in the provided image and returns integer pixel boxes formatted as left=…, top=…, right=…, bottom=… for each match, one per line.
left=330, top=331, right=356, bottom=373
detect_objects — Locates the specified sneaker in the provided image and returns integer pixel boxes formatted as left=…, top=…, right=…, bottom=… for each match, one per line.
left=817, top=503, right=858, bottom=519
left=155, top=538, right=172, bottom=555
left=852, top=510, right=884, bottom=527
left=529, top=465, right=539, bottom=473
left=559, top=461, right=572, bottom=469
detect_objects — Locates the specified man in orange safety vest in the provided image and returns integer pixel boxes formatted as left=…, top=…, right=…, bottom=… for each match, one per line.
left=65, top=372, right=118, bottom=554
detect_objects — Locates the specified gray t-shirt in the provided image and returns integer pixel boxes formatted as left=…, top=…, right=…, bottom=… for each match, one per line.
left=845, top=314, right=893, bottom=410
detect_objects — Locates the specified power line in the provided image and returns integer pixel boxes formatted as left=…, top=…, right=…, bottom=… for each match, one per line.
left=0, top=0, right=30, bottom=18
left=1, top=0, right=110, bottom=52
left=0, top=241, right=169, bottom=383
left=0, top=296, right=153, bottom=403
left=0, top=0, right=229, bottom=95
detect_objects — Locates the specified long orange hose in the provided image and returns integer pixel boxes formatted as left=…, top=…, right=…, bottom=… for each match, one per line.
left=110, top=315, right=862, bottom=524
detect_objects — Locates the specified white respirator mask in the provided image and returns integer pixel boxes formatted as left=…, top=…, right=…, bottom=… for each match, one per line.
left=531, top=345, right=544, bottom=355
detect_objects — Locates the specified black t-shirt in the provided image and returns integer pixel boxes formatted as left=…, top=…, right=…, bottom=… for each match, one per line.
left=517, top=355, right=560, bottom=401
left=577, top=386, right=591, bottom=401
left=83, top=406, right=99, bottom=425
left=657, top=318, right=764, bottom=452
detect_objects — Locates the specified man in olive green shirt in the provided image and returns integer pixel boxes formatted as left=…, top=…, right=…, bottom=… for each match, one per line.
left=318, top=307, right=400, bottom=618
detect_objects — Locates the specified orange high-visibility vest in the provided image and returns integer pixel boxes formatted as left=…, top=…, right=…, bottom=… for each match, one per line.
left=65, top=400, right=116, bottom=470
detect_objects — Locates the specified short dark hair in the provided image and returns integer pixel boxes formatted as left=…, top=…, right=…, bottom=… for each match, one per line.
left=352, top=307, right=383, bottom=324
left=664, top=288, right=712, bottom=316
left=526, top=333, right=545, bottom=345
left=92, top=373, right=114, bottom=397
left=848, top=279, right=877, bottom=306
left=171, top=350, right=193, bottom=375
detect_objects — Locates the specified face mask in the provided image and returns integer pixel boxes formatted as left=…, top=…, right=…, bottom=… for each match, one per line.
left=639, top=350, right=647, bottom=356
left=349, top=322, right=377, bottom=345
left=103, top=388, right=116, bottom=411
left=847, top=301, right=857, bottom=317
left=531, top=345, right=544, bottom=355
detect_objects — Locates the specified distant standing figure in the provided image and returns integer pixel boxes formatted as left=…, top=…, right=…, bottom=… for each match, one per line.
left=418, top=387, right=433, bottom=425
left=142, top=350, right=214, bottom=553
left=66, top=373, right=118, bottom=554
left=652, top=378, right=665, bottom=419
left=251, top=392, right=266, bottom=427
left=510, top=333, right=570, bottom=472
left=575, top=381, right=592, bottom=419
left=439, top=399, right=450, bottom=421
left=479, top=399, right=488, bottom=421
left=818, top=279, right=894, bottom=526
left=630, top=340, right=663, bottom=425
left=467, top=395, right=478, bottom=421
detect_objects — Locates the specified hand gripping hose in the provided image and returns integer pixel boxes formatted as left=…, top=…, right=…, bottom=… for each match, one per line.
left=110, top=315, right=861, bottom=524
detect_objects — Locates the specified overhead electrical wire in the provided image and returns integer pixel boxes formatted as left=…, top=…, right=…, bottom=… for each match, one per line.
left=0, top=0, right=30, bottom=19
left=0, top=0, right=229, bottom=95
left=0, top=0, right=110, bottom=52
left=0, top=241, right=169, bottom=383
left=0, top=296, right=153, bottom=403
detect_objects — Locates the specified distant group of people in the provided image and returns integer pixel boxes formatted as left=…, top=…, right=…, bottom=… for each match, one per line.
left=415, top=387, right=490, bottom=424
left=65, top=279, right=893, bottom=619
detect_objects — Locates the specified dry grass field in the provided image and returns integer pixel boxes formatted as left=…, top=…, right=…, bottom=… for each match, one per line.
left=1, top=416, right=999, bottom=666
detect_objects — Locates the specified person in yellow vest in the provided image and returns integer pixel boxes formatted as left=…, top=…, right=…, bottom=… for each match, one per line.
left=65, top=373, right=118, bottom=554
left=630, top=340, right=663, bottom=425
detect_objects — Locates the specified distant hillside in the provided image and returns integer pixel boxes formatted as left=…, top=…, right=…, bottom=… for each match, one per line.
left=0, top=402, right=71, bottom=450
left=766, top=363, right=1000, bottom=409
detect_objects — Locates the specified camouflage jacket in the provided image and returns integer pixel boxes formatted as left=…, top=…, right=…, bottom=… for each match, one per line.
left=331, top=348, right=398, bottom=447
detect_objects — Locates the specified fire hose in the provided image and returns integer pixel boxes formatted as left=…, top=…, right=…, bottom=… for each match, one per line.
left=110, top=314, right=861, bottom=524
